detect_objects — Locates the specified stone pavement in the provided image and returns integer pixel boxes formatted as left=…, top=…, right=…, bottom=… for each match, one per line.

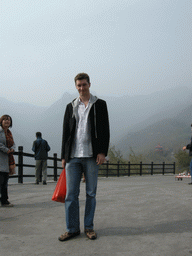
left=1, top=175, right=192, bottom=256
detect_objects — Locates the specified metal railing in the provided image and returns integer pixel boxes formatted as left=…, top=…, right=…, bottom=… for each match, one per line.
left=10, top=146, right=175, bottom=183
left=99, top=161, right=175, bottom=177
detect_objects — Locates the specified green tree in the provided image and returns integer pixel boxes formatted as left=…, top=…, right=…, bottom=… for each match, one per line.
left=99, top=145, right=127, bottom=176
left=108, top=145, right=125, bottom=163
left=144, top=150, right=174, bottom=164
left=129, top=147, right=145, bottom=163
left=174, top=150, right=191, bottom=172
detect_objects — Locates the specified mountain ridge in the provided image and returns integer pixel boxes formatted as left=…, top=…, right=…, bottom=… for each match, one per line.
left=0, top=86, right=191, bottom=158
left=116, top=104, right=192, bottom=158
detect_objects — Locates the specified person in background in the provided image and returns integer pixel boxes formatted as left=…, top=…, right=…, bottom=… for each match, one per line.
left=59, top=73, right=110, bottom=241
left=183, top=124, right=192, bottom=185
left=32, top=132, right=50, bottom=185
left=0, top=115, right=16, bottom=207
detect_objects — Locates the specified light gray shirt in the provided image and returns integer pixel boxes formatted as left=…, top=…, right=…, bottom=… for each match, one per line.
left=71, top=98, right=93, bottom=158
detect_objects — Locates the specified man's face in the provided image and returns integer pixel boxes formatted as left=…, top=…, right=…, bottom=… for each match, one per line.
left=75, top=79, right=90, bottom=97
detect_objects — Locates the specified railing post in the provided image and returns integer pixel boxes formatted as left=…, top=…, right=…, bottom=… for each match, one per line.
left=117, top=161, right=120, bottom=177
left=140, top=161, right=142, bottom=176
left=162, top=162, right=165, bottom=175
left=18, top=146, right=23, bottom=184
left=151, top=162, right=153, bottom=175
left=106, top=161, right=109, bottom=178
left=173, top=162, right=176, bottom=174
left=128, top=161, right=130, bottom=177
left=54, top=153, right=58, bottom=181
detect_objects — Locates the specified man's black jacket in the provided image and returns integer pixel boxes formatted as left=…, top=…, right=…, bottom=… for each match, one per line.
left=61, top=98, right=110, bottom=162
left=186, top=141, right=192, bottom=156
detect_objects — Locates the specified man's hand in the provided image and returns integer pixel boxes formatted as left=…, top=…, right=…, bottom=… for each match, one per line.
left=96, top=153, right=106, bottom=165
left=183, top=146, right=186, bottom=151
left=62, top=159, right=66, bottom=169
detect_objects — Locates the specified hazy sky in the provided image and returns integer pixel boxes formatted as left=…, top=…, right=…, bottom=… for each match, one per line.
left=1, top=0, right=192, bottom=106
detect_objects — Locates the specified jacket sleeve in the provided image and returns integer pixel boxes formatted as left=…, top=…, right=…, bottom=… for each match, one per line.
left=0, top=142, right=9, bottom=153
left=0, top=130, right=10, bottom=153
left=11, top=142, right=16, bottom=151
left=186, top=143, right=192, bottom=150
left=61, top=104, right=71, bottom=159
left=46, top=142, right=51, bottom=152
left=96, top=100, right=110, bottom=156
left=32, top=141, right=36, bottom=153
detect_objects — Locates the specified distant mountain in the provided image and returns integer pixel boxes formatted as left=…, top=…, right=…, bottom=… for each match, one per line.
left=127, top=102, right=191, bottom=135
left=0, top=86, right=192, bottom=158
left=0, top=97, right=47, bottom=153
left=116, top=104, right=192, bottom=158
left=105, top=86, right=192, bottom=141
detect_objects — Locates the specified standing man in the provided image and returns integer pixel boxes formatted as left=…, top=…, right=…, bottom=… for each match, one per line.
left=59, top=73, right=110, bottom=241
left=32, top=132, right=50, bottom=185
left=183, top=124, right=192, bottom=185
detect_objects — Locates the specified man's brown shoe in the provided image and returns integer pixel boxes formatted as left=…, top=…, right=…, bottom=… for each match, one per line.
left=84, top=229, right=97, bottom=240
left=58, top=231, right=80, bottom=241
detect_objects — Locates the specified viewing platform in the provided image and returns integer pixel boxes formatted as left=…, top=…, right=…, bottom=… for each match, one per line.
left=1, top=175, right=192, bottom=256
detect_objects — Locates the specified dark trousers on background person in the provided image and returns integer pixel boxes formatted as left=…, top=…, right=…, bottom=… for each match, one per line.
left=0, top=172, right=9, bottom=205
left=35, top=160, right=47, bottom=183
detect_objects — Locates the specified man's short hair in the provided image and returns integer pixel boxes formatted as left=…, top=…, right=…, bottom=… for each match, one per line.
left=74, top=73, right=90, bottom=84
left=0, top=115, right=12, bottom=128
left=36, top=132, right=42, bottom=138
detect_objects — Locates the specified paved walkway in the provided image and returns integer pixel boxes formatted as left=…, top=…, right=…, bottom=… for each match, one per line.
left=1, top=175, right=192, bottom=256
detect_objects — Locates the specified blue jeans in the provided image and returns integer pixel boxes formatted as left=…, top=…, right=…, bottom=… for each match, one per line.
left=65, top=157, right=99, bottom=233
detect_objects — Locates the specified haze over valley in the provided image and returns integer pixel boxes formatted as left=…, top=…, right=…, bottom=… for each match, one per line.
left=1, top=86, right=191, bottom=161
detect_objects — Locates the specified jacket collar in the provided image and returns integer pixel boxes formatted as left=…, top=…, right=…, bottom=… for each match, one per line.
left=71, top=94, right=98, bottom=120
left=72, top=94, right=98, bottom=107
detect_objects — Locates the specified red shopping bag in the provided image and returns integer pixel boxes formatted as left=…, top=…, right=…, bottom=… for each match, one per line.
left=52, top=169, right=66, bottom=203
